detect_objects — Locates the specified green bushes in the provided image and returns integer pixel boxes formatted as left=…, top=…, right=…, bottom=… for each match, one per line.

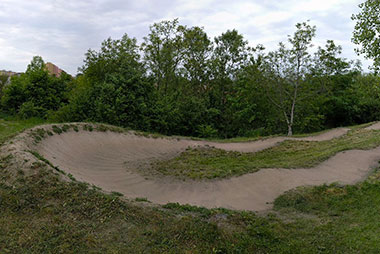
left=1, top=56, right=71, bottom=119
left=18, top=101, right=44, bottom=119
left=1, top=20, right=380, bottom=139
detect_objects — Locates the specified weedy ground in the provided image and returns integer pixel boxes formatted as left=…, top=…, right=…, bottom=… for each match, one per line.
left=2, top=116, right=380, bottom=253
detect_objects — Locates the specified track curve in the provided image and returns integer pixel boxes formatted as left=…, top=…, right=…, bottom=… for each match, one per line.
left=33, top=125, right=380, bottom=211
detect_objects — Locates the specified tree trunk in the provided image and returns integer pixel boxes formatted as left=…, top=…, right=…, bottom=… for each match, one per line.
left=287, top=124, right=293, bottom=136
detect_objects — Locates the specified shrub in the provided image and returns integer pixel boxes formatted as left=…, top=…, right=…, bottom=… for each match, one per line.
left=18, top=101, right=44, bottom=119
left=196, top=124, right=218, bottom=138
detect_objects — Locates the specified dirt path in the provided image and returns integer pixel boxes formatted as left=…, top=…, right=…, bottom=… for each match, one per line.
left=365, top=122, right=380, bottom=131
left=33, top=124, right=380, bottom=211
left=197, top=127, right=350, bottom=153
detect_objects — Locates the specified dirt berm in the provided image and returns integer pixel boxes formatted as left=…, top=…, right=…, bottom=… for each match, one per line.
left=11, top=123, right=374, bottom=211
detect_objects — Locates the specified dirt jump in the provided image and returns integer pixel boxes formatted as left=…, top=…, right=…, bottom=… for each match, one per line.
left=4, top=122, right=380, bottom=212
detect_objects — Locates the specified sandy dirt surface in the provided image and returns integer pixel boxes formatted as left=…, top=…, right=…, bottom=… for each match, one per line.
left=289, top=128, right=350, bottom=141
left=33, top=124, right=380, bottom=211
left=191, top=127, right=350, bottom=153
left=365, top=122, right=380, bottom=131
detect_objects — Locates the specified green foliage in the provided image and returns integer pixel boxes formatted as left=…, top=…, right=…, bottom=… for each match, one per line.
left=352, top=0, right=380, bottom=72
left=52, top=125, right=63, bottom=134
left=18, top=101, right=44, bottom=119
left=181, top=26, right=213, bottom=93
left=0, top=74, right=8, bottom=98
left=1, top=56, right=71, bottom=118
left=196, top=124, right=218, bottom=138
left=3, top=19, right=380, bottom=139
left=262, top=22, right=317, bottom=136
left=61, top=35, right=155, bottom=130
left=0, top=114, right=46, bottom=145
left=142, top=19, right=184, bottom=95
left=351, top=73, right=380, bottom=122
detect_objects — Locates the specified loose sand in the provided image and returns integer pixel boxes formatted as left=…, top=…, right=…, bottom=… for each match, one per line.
left=32, top=124, right=380, bottom=211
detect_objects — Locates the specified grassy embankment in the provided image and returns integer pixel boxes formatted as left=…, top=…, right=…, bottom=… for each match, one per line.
left=152, top=126, right=380, bottom=179
left=2, top=117, right=380, bottom=253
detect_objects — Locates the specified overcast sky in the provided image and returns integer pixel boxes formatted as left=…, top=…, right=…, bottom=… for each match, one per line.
left=0, top=0, right=371, bottom=75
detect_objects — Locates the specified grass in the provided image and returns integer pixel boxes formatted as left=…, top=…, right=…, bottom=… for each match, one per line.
left=271, top=172, right=380, bottom=253
left=0, top=154, right=296, bottom=253
left=3, top=116, right=380, bottom=252
left=152, top=128, right=380, bottom=179
left=3, top=159, right=380, bottom=253
left=0, top=114, right=46, bottom=145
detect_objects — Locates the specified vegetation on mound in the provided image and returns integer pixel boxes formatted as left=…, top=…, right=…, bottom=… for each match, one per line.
left=152, top=128, right=380, bottom=179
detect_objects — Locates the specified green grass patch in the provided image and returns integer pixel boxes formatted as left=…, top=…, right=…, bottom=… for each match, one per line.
left=61, top=124, right=71, bottom=132
left=271, top=177, right=380, bottom=252
left=0, top=115, right=46, bottom=145
left=83, top=124, right=93, bottom=132
left=135, top=197, right=150, bottom=202
left=52, top=125, right=63, bottom=134
left=152, top=128, right=380, bottom=179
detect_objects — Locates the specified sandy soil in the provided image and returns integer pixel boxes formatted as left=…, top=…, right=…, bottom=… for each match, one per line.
left=32, top=124, right=380, bottom=211
left=365, top=122, right=380, bottom=131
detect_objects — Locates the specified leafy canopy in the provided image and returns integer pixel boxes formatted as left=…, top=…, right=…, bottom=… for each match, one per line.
left=352, top=0, right=380, bottom=72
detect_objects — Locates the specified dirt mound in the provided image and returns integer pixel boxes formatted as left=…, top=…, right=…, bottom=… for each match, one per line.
left=32, top=125, right=379, bottom=211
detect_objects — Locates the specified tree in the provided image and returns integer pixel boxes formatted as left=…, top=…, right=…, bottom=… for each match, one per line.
left=80, top=34, right=142, bottom=83
left=142, top=19, right=184, bottom=94
left=0, top=74, right=9, bottom=99
left=1, top=56, right=70, bottom=117
left=262, top=22, right=316, bottom=136
left=209, top=30, right=254, bottom=136
left=180, top=26, right=213, bottom=94
left=313, top=40, right=351, bottom=76
left=64, top=35, right=155, bottom=130
left=308, top=40, right=359, bottom=130
left=352, top=0, right=380, bottom=72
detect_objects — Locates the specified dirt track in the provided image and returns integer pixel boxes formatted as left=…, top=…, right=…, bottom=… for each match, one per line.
left=196, top=127, right=350, bottom=153
left=365, top=122, right=380, bottom=131
left=32, top=125, right=380, bottom=211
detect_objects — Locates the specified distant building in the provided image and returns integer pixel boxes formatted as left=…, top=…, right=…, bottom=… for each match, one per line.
left=45, top=62, right=64, bottom=77
left=0, top=70, right=22, bottom=85
left=1, top=62, right=68, bottom=82
left=0, top=70, right=21, bottom=77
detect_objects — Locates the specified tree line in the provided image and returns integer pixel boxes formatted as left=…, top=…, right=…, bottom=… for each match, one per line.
left=1, top=3, right=380, bottom=138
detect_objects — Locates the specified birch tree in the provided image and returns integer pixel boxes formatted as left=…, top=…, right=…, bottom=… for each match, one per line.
left=262, top=22, right=316, bottom=136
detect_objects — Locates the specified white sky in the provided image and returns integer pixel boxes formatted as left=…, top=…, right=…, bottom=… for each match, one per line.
left=0, top=0, right=372, bottom=75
